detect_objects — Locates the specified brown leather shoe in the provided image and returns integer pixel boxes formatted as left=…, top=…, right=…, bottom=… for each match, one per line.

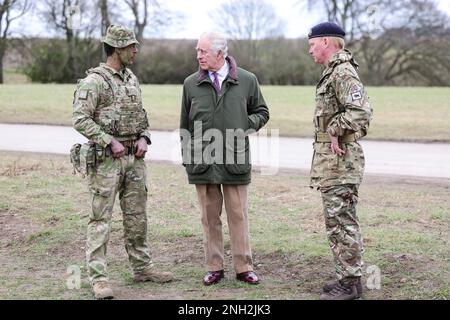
left=236, top=271, right=259, bottom=285
left=203, top=270, right=224, bottom=286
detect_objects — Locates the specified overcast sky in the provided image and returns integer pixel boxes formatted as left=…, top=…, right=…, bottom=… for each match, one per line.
left=12, top=0, right=450, bottom=39
left=168, top=0, right=450, bottom=39
left=163, top=0, right=321, bottom=38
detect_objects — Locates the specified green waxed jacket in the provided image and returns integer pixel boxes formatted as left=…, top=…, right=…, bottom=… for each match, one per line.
left=180, top=56, right=270, bottom=185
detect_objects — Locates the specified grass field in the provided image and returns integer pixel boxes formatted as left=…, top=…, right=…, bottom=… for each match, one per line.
left=0, top=84, right=449, bottom=142
left=0, top=151, right=448, bottom=300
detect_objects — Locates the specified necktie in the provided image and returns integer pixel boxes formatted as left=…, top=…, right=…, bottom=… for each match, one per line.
left=212, top=72, right=220, bottom=94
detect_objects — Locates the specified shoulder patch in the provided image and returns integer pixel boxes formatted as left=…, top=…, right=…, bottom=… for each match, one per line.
left=350, top=84, right=362, bottom=101
left=78, top=89, right=89, bottom=100
left=352, top=91, right=362, bottom=101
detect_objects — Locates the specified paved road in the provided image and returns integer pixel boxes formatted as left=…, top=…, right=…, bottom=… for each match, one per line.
left=1, top=123, right=449, bottom=178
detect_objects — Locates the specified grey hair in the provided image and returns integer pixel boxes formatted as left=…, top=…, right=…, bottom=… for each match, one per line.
left=330, top=37, right=345, bottom=49
left=199, top=32, right=228, bottom=57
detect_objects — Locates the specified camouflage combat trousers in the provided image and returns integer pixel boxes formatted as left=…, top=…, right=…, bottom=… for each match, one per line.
left=86, top=154, right=151, bottom=284
left=320, top=184, right=364, bottom=279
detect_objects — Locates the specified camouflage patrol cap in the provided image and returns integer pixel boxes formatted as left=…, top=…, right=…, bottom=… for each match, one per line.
left=102, top=25, right=139, bottom=48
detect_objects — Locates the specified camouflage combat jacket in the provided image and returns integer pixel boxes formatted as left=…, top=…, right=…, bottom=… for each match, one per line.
left=72, top=63, right=151, bottom=147
left=310, top=49, right=373, bottom=188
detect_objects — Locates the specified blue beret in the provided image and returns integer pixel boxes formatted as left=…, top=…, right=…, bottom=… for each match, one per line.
left=308, top=22, right=346, bottom=39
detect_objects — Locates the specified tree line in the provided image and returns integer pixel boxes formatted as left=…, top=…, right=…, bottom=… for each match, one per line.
left=1, top=0, right=450, bottom=86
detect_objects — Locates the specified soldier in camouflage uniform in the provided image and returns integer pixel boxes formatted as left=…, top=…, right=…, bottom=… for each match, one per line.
left=72, top=25, right=172, bottom=299
left=307, top=22, right=373, bottom=300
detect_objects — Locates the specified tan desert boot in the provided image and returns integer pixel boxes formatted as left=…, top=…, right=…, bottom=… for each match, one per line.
left=92, top=281, right=114, bottom=300
left=133, top=266, right=173, bottom=283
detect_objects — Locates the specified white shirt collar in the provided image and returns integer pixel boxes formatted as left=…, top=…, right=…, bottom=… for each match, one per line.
left=208, top=61, right=229, bottom=81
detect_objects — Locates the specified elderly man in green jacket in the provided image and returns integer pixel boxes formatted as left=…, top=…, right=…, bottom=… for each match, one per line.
left=179, top=32, right=270, bottom=286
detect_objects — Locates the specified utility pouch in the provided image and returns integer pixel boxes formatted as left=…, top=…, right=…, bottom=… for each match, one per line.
left=79, top=142, right=96, bottom=176
left=95, top=143, right=106, bottom=163
left=70, top=143, right=82, bottom=175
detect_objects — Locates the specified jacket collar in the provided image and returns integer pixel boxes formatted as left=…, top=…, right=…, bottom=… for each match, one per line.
left=100, top=62, right=130, bottom=81
left=197, top=56, right=239, bottom=85
left=322, top=49, right=359, bottom=76
left=316, top=49, right=359, bottom=88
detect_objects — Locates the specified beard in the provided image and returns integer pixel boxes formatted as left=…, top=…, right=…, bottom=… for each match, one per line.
left=118, top=50, right=135, bottom=66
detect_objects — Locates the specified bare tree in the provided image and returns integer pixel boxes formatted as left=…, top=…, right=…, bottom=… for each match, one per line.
left=122, top=0, right=181, bottom=42
left=124, top=0, right=148, bottom=45
left=42, top=0, right=80, bottom=80
left=299, top=0, right=450, bottom=85
left=209, top=0, right=285, bottom=40
left=122, top=0, right=182, bottom=75
left=40, top=0, right=99, bottom=81
left=359, top=0, right=450, bottom=85
left=0, top=0, right=31, bottom=83
left=98, top=0, right=110, bottom=37
left=209, top=0, right=285, bottom=69
left=299, top=0, right=383, bottom=45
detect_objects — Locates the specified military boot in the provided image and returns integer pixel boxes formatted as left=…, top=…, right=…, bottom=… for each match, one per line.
left=133, top=266, right=173, bottom=283
left=92, top=281, right=114, bottom=300
left=320, top=277, right=359, bottom=300
left=323, top=277, right=363, bottom=298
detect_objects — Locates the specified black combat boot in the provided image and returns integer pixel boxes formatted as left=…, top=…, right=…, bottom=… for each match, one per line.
left=320, top=277, right=360, bottom=300
left=323, top=276, right=363, bottom=298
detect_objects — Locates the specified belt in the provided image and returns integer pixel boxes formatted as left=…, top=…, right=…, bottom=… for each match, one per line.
left=124, top=145, right=136, bottom=155
left=121, top=140, right=136, bottom=155
left=315, top=132, right=356, bottom=143
left=100, top=139, right=136, bottom=157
